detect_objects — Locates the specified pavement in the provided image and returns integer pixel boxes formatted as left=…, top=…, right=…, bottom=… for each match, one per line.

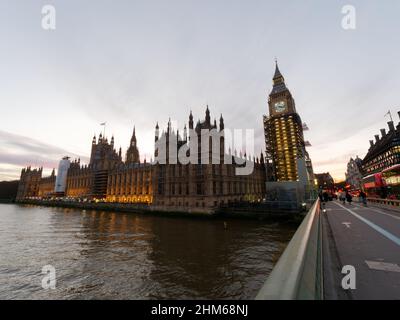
left=322, top=199, right=400, bottom=300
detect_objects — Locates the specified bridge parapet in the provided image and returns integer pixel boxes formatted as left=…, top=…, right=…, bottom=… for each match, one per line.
left=256, top=199, right=323, bottom=300
left=367, top=197, right=400, bottom=209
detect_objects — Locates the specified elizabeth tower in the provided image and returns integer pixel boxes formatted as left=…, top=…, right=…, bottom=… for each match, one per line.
left=264, top=62, right=309, bottom=182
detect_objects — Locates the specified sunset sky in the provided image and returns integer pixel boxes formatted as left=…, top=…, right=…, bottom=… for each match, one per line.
left=1, top=0, right=399, bottom=181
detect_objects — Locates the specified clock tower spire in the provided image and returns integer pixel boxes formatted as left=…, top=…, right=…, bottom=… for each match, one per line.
left=268, top=62, right=296, bottom=116
left=263, top=61, right=312, bottom=182
left=273, top=59, right=285, bottom=85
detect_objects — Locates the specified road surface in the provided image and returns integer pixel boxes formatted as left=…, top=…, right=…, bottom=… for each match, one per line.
left=322, top=200, right=400, bottom=300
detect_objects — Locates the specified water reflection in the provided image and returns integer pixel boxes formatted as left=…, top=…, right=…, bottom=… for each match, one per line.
left=0, top=204, right=295, bottom=299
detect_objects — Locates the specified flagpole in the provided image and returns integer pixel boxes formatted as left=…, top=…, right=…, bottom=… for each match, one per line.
left=385, top=110, right=393, bottom=122
left=100, top=122, right=106, bottom=138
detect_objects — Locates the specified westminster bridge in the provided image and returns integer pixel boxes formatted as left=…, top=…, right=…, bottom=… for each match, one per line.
left=256, top=198, right=400, bottom=300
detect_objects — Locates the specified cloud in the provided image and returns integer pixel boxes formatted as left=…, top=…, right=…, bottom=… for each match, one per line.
left=0, top=130, right=88, bottom=180
left=0, top=130, right=70, bottom=156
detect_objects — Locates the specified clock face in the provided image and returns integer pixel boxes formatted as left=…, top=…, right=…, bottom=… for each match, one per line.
left=274, top=101, right=286, bottom=113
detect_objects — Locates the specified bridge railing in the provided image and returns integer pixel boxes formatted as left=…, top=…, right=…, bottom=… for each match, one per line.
left=255, top=199, right=323, bottom=300
left=367, top=197, right=400, bottom=208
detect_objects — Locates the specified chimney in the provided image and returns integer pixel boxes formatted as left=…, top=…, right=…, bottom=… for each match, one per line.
left=380, top=128, right=386, bottom=137
left=374, top=134, right=380, bottom=142
left=388, top=121, right=395, bottom=132
left=369, top=140, right=374, bottom=147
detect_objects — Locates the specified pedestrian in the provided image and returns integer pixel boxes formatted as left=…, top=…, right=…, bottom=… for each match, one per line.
left=318, top=190, right=323, bottom=201
left=359, top=190, right=367, bottom=206
left=340, top=190, right=346, bottom=205
left=345, top=190, right=353, bottom=204
left=318, top=190, right=324, bottom=209
left=323, top=190, right=329, bottom=203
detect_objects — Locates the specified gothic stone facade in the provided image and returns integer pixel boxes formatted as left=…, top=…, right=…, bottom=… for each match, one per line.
left=17, top=107, right=267, bottom=212
left=151, top=108, right=266, bottom=211
left=17, top=166, right=56, bottom=200
left=38, top=169, right=56, bottom=197
left=345, top=156, right=363, bottom=190
left=16, top=167, right=42, bottom=200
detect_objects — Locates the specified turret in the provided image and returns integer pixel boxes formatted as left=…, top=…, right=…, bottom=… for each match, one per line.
left=189, top=111, right=194, bottom=129
left=205, top=105, right=210, bottom=124
left=155, top=122, right=159, bottom=142
left=219, top=114, right=224, bottom=131
left=388, top=121, right=395, bottom=132
left=167, top=118, right=171, bottom=134
left=126, top=126, right=140, bottom=164
left=130, top=126, right=137, bottom=147
left=183, top=124, right=187, bottom=142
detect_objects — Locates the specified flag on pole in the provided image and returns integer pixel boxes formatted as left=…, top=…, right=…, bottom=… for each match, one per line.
left=100, top=122, right=106, bottom=138
left=384, top=110, right=393, bottom=122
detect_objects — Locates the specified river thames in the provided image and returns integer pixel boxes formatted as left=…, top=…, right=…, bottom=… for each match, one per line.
left=0, top=204, right=296, bottom=299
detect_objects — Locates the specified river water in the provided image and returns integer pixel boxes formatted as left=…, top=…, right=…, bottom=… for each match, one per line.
left=0, top=204, right=296, bottom=300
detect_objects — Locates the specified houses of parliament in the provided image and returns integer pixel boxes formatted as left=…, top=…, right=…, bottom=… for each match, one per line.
left=16, top=63, right=315, bottom=212
left=17, top=106, right=267, bottom=212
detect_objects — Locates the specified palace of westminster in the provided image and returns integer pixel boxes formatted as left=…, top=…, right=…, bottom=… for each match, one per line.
left=16, top=63, right=315, bottom=212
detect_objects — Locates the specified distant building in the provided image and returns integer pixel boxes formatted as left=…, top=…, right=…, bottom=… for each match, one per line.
left=263, top=61, right=314, bottom=182
left=150, top=108, right=266, bottom=209
left=17, top=107, right=267, bottom=213
left=17, top=167, right=57, bottom=200
left=38, top=169, right=56, bottom=197
left=362, top=112, right=400, bottom=175
left=125, top=127, right=140, bottom=164
left=345, top=156, right=363, bottom=190
left=16, top=167, right=42, bottom=200
left=334, top=180, right=347, bottom=190
left=315, top=172, right=335, bottom=190
left=66, top=132, right=122, bottom=199
left=107, top=161, right=153, bottom=204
